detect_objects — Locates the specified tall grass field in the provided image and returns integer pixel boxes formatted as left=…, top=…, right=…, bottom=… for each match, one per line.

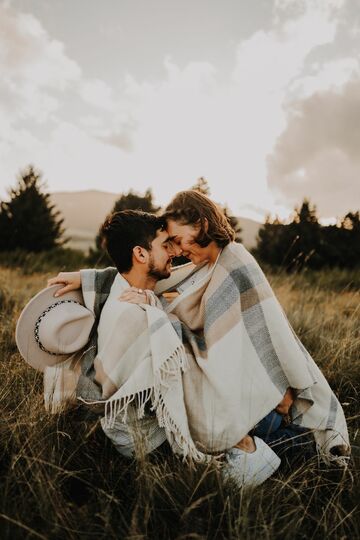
left=0, top=265, right=359, bottom=539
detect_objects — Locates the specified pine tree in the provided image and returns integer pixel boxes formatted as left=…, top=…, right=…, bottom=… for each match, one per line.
left=321, top=211, right=360, bottom=268
left=191, top=177, right=211, bottom=195
left=0, top=165, right=65, bottom=252
left=255, top=200, right=322, bottom=270
left=112, top=188, right=160, bottom=214
left=256, top=216, right=286, bottom=266
left=286, top=199, right=322, bottom=270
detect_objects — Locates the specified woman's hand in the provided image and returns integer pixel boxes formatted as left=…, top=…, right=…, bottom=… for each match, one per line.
left=47, top=271, right=82, bottom=297
left=162, top=291, right=180, bottom=301
left=118, top=287, right=151, bottom=305
left=275, top=387, right=295, bottom=415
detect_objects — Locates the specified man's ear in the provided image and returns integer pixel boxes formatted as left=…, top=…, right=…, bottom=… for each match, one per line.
left=203, top=218, right=209, bottom=233
left=133, top=245, right=148, bottom=264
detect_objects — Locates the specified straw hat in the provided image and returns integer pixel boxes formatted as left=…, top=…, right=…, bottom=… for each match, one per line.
left=16, top=285, right=95, bottom=372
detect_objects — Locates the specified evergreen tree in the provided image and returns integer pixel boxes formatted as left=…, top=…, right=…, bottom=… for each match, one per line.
left=191, top=177, right=211, bottom=195
left=256, top=199, right=360, bottom=270
left=286, top=199, right=322, bottom=270
left=341, top=211, right=360, bottom=267
left=0, top=165, right=65, bottom=252
left=256, top=217, right=287, bottom=266
left=256, top=199, right=322, bottom=270
left=321, top=211, right=360, bottom=268
left=112, top=188, right=160, bottom=214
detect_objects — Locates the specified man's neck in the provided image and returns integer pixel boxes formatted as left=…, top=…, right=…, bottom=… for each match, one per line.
left=121, top=269, right=157, bottom=290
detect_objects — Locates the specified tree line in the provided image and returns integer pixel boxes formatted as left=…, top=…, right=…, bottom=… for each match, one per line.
left=255, top=201, right=360, bottom=270
left=0, top=165, right=359, bottom=271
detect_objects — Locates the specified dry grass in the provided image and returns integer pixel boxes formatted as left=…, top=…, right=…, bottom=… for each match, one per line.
left=0, top=266, right=359, bottom=539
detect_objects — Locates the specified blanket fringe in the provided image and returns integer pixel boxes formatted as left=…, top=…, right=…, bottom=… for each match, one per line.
left=100, top=344, right=203, bottom=461
left=154, top=393, right=205, bottom=462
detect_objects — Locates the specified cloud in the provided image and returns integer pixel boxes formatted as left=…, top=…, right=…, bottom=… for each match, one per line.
left=79, top=78, right=115, bottom=111
left=233, top=0, right=340, bottom=97
left=97, top=131, right=134, bottom=152
left=0, top=0, right=357, bottom=221
left=78, top=77, right=137, bottom=150
left=0, top=3, right=81, bottom=127
left=268, top=79, right=360, bottom=217
left=291, top=58, right=359, bottom=97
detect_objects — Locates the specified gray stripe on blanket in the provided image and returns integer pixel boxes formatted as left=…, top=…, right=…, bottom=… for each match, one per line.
left=170, top=319, right=183, bottom=340
left=326, top=393, right=338, bottom=430
left=150, top=316, right=169, bottom=334
left=150, top=315, right=187, bottom=344
left=295, top=335, right=313, bottom=364
left=77, top=268, right=117, bottom=401
left=77, top=371, right=102, bottom=401
left=204, top=276, right=239, bottom=334
left=244, top=303, right=289, bottom=391
left=205, top=263, right=265, bottom=332
left=205, top=263, right=289, bottom=392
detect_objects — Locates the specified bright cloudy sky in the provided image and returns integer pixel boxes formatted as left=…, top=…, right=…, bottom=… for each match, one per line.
left=0, top=0, right=359, bottom=221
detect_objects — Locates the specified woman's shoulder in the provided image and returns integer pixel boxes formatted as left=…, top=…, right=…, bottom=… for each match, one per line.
left=221, top=242, right=267, bottom=283
left=220, top=242, right=264, bottom=273
left=222, top=241, right=253, bottom=261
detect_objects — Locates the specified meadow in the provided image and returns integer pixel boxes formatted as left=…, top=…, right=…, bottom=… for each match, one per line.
left=0, top=264, right=359, bottom=539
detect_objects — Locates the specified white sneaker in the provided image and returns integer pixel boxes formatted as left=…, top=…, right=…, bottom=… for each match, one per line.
left=222, top=436, right=281, bottom=488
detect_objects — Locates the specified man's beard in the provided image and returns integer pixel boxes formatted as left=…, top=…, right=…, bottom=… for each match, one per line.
left=147, top=255, right=171, bottom=281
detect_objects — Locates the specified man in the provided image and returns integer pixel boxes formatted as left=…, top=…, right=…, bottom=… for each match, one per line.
left=91, top=210, right=174, bottom=457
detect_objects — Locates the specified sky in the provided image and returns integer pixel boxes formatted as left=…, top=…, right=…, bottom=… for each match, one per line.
left=0, top=0, right=359, bottom=222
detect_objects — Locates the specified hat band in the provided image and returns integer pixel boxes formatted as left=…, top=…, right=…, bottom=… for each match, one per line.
left=34, top=299, right=81, bottom=355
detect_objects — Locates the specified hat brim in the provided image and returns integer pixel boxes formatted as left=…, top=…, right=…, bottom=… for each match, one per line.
left=16, top=285, right=89, bottom=372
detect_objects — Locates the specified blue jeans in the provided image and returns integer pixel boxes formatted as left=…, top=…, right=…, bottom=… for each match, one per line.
left=252, top=411, right=316, bottom=463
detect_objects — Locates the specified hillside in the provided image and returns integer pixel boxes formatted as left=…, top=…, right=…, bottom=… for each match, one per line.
left=50, top=190, right=262, bottom=252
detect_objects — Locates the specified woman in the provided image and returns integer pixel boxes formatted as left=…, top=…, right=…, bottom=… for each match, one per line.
left=50, top=191, right=349, bottom=472
left=126, top=191, right=349, bottom=464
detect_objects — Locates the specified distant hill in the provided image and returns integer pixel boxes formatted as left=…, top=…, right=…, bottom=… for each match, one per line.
left=237, top=215, right=262, bottom=249
left=50, top=190, right=262, bottom=252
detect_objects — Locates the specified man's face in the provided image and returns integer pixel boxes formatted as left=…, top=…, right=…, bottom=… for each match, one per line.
left=147, top=229, right=174, bottom=280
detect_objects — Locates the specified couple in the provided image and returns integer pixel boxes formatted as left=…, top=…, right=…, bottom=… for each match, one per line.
left=19, top=190, right=350, bottom=487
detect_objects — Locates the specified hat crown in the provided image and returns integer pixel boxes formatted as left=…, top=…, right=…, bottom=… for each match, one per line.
left=36, top=300, right=94, bottom=355
left=16, top=285, right=95, bottom=371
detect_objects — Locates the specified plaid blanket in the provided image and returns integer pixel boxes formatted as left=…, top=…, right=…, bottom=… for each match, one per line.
left=45, top=243, right=349, bottom=460
left=154, top=243, right=349, bottom=457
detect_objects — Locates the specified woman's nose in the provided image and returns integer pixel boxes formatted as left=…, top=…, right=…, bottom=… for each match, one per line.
left=174, top=244, right=183, bottom=257
left=169, top=243, right=183, bottom=257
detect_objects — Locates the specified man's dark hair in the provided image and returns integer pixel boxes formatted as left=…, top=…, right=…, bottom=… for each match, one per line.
left=100, top=210, right=166, bottom=273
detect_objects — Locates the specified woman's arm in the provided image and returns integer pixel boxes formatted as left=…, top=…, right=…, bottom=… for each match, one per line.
left=47, top=271, right=81, bottom=296
left=47, top=267, right=117, bottom=297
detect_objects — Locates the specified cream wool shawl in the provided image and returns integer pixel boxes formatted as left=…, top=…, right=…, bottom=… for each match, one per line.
left=153, top=242, right=349, bottom=457
left=79, top=273, right=204, bottom=461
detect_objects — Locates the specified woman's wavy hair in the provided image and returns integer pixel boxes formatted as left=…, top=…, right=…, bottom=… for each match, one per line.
left=163, top=190, right=235, bottom=248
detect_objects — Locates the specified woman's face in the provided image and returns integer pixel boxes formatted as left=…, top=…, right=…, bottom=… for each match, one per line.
left=166, top=219, right=212, bottom=265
